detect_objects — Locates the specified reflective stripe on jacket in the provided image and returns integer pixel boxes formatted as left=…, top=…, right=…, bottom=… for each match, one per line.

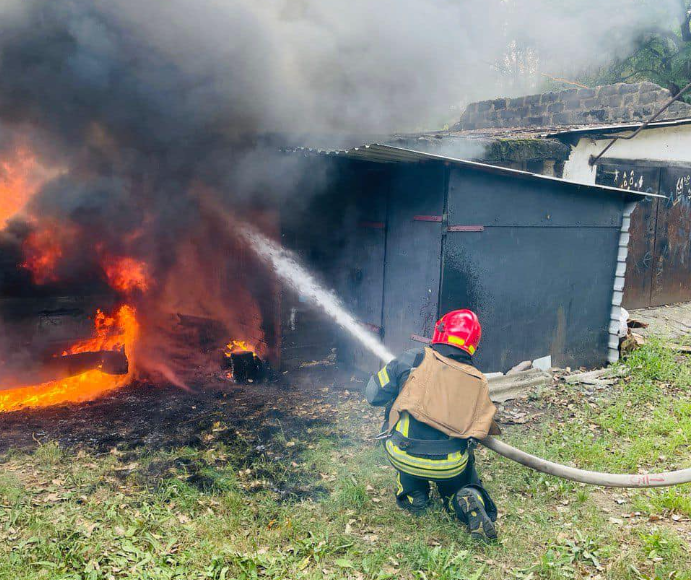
left=385, top=412, right=469, bottom=479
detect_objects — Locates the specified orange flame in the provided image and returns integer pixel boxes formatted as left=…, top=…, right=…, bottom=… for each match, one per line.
left=0, top=305, right=139, bottom=413
left=102, top=256, right=149, bottom=294
left=0, top=146, right=45, bottom=228
left=21, top=222, right=70, bottom=285
left=63, top=305, right=138, bottom=356
left=224, top=340, right=255, bottom=356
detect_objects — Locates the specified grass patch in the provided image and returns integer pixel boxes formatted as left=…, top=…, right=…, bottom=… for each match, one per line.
left=1, top=341, right=691, bottom=578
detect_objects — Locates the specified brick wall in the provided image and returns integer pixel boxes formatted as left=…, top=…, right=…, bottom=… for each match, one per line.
left=456, top=82, right=691, bottom=131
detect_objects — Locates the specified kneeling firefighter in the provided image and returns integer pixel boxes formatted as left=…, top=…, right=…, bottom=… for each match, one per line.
left=366, top=309, right=500, bottom=541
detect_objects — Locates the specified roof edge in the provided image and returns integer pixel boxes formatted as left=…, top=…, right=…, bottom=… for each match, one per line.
left=547, top=117, right=691, bottom=139
left=286, top=144, right=664, bottom=201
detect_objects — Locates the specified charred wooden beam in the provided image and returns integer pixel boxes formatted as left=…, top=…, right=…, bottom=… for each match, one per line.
left=43, top=350, right=129, bottom=377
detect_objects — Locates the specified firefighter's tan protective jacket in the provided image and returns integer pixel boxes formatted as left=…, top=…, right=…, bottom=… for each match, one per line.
left=387, top=347, right=500, bottom=440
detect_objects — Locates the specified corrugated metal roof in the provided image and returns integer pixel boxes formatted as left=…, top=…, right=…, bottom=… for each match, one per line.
left=287, top=143, right=663, bottom=200
left=547, top=117, right=691, bottom=138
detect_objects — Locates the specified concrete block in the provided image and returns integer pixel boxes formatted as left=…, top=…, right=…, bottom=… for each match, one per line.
left=533, top=355, right=552, bottom=371
left=612, top=290, right=623, bottom=306
left=638, top=90, right=663, bottom=105
left=488, top=368, right=551, bottom=403
left=528, top=116, right=550, bottom=126
left=606, top=94, right=623, bottom=108
left=553, top=112, right=574, bottom=124
left=619, top=83, right=639, bottom=94
left=582, top=109, right=607, bottom=122
left=607, top=349, right=620, bottom=364
left=577, top=88, right=597, bottom=99
left=599, top=84, right=621, bottom=96
left=637, top=81, right=663, bottom=92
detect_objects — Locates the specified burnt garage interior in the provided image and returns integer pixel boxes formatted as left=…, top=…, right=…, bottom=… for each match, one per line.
left=281, top=145, right=653, bottom=374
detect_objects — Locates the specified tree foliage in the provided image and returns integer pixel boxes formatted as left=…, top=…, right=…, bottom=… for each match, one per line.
left=589, top=1, right=691, bottom=96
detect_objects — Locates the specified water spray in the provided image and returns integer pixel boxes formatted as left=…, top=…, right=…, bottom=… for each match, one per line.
left=240, top=224, right=691, bottom=488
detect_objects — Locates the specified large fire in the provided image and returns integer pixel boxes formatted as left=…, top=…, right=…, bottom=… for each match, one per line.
left=1, top=248, right=146, bottom=412
left=0, top=305, right=139, bottom=413
left=0, top=143, right=274, bottom=411
left=62, top=305, right=138, bottom=356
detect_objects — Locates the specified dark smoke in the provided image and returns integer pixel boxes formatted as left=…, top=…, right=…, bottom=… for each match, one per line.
left=0, top=0, right=680, bottom=387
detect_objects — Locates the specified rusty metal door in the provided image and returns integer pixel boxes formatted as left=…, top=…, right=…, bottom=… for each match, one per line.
left=596, top=163, right=661, bottom=309
left=650, top=167, right=691, bottom=306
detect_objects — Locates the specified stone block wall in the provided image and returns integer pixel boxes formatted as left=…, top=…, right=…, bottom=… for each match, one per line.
left=456, top=82, right=691, bottom=131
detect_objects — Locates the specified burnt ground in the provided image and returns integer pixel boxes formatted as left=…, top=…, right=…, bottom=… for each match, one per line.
left=0, top=362, right=544, bottom=456
left=2, top=345, right=691, bottom=579
left=0, top=366, right=344, bottom=452
left=0, top=359, right=549, bottom=503
left=0, top=358, right=544, bottom=503
left=0, top=363, right=375, bottom=499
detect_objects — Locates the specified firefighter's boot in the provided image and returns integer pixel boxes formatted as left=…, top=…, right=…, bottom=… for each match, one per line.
left=396, top=490, right=430, bottom=515
left=451, top=486, right=497, bottom=541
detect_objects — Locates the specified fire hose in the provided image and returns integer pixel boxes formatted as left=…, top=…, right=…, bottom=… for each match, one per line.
left=375, top=358, right=691, bottom=488
left=479, top=436, right=691, bottom=488
left=236, top=223, right=691, bottom=489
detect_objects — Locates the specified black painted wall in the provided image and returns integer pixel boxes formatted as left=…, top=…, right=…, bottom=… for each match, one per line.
left=441, top=167, right=623, bottom=371
left=294, top=158, right=626, bottom=373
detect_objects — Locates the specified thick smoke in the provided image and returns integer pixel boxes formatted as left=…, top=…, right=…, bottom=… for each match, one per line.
left=0, top=1, right=681, bottom=137
left=0, top=0, right=681, bottom=387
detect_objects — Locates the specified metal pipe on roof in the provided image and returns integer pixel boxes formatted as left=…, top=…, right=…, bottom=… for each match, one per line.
left=589, top=81, right=691, bottom=166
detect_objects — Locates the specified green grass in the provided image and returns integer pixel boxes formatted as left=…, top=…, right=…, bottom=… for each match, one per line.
left=1, top=341, right=691, bottom=579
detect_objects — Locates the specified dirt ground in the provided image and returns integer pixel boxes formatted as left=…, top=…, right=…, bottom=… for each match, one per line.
left=630, top=301, right=691, bottom=340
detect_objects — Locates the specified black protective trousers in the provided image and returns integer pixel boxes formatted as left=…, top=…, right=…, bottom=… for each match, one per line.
left=395, top=463, right=482, bottom=511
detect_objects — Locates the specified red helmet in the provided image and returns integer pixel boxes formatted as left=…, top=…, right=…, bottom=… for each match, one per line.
left=432, top=309, right=482, bottom=355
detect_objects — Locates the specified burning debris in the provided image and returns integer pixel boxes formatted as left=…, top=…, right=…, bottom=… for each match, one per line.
left=0, top=305, right=137, bottom=412
left=223, top=340, right=264, bottom=383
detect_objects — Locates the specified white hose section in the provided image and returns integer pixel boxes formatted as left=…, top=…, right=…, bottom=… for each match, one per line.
left=481, top=436, right=691, bottom=488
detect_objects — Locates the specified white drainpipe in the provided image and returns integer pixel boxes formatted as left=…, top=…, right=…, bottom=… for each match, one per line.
left=608, top=202, right=637, bottom=364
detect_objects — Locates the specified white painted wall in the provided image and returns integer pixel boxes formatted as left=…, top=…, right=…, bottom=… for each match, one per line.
left=562, top=124, right=691, bottom=185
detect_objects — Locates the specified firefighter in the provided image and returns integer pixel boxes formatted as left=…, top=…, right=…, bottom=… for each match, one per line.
left=366, top=309, right=500, bottom=541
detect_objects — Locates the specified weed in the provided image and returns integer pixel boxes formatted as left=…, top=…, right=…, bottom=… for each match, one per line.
left=335, top=477, right=370, bottom=509
left=33, top=441, right=64, bottom=466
